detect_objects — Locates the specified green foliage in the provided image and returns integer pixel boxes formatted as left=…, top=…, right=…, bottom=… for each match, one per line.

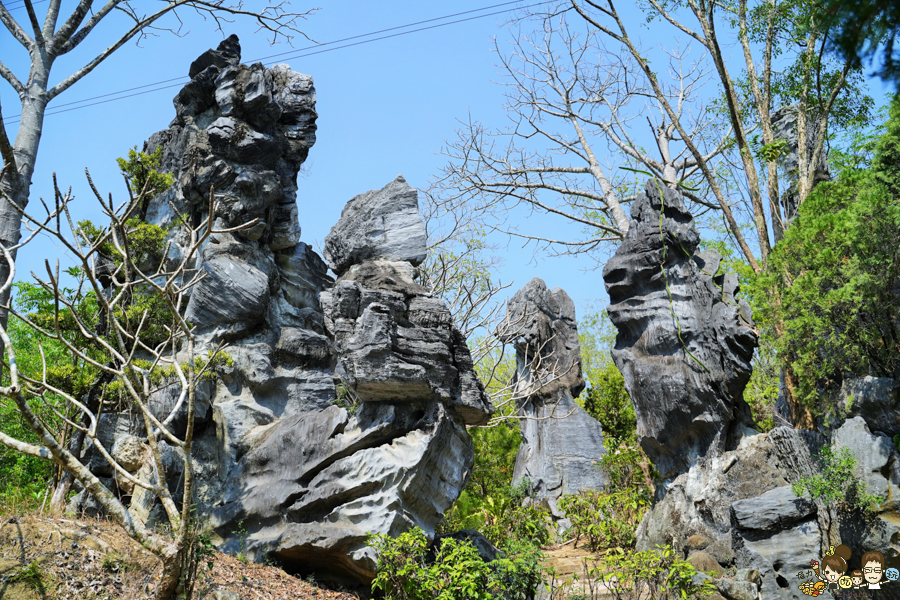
left=440, top=479, right=549, bottom=551
left=817, top=0, right=900, bottom=84
left=742, top=339, right=779, bottom=432
left=792, top=446, right=884, bottom=514
left=558, top=445, right=653, bottom=552
left=577, top=308, right=637, bottom=448
left=369, top=527, right=544, bottom=600
left=116, top=146, right=174, bottom=200
left=754, top=137, right=790, bottom=163
left=331, top=382, right=362, bottom=414
left=581, top=362, right=636, bottom=448
left=77, top=217, right=167, bottom=269
left=593, top=545, right=715, bottom=600
left=750, top=96, right=900, bottom=412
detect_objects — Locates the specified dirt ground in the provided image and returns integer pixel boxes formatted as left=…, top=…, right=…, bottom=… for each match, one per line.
left=0, top=515, right=364, bottom=600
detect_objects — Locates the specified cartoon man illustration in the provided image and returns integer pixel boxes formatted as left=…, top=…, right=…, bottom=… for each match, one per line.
left=851, top=570, right=864, bottom=589
left=862, top=550, right=886, bottom=589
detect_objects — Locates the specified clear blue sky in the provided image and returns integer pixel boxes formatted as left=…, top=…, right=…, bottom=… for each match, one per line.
left=0, top=0, right=890, bottom=327
left=2, top=0, right=616, bottom=323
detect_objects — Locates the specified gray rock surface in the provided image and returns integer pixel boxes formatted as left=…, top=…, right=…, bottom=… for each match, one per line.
left=712, top=578, right=758, bottom=600
left=841, top=376, right=900, bottom=437
left=771, top=104, right=831, bottom=225
left=602, top=180, right=758, bottom=481
left=323, top=175, right=427, bottom=276
left=499, top=278, right=606, bottom=507
left=731, top=486, right=816, bottom=531
left=71, top=37, right=490, bottom=587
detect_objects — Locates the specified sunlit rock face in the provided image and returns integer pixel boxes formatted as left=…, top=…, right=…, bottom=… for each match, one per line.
left=499, top=278, right=607, bottom=512
left=602, top=181, right=900, bottom=600
left=602, top=180, right=758, bottom=481
left=71, top=36, right=492, bottom=585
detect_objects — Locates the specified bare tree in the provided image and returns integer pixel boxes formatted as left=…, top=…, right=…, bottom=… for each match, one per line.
left=435, top=1, right=870, bottom=428
left=0, top=0, right=315, bottom=337
left=431, top=16, right=732, bottom=265
left=0, top=168, right=252, bottom=600
left=564, top=0, right=864, bottom=266
left=565, top=0, right=867, bottom=429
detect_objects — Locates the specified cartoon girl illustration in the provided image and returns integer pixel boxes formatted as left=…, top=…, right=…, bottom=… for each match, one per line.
left=862, top=550, right=885, bottom=589
left=810, top=545, right=852, bottom=594
left=851, top=570, right=864, bottom=589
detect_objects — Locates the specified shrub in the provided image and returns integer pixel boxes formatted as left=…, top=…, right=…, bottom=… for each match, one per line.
left=558, top=445, right=652, bottom=552
left=479, top=480, right=551, bottom=549
left=440, top=479, right=550, bottom=551
left=369, top=527, right=544, bottom=600
left=792, top=446, right=884, bottom=514
left=749, top=95, right=900, bottom=418
left=581, top=361, right=636, bottom=448
left=591, top=545, right=715, bottom=600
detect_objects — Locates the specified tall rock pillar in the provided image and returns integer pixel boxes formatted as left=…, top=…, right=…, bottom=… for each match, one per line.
left=500, top=278, right=607, bottom=512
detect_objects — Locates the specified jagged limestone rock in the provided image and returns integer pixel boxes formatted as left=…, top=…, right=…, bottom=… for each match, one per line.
left=841, top=376, right=900, bottom=437
left=73, top=37, right=490, bottom=586
left=602, top=180, right=758, bottom=481
left=605, top=184, right=900, bottom=600
left=771, top=104, right=831, bottom=226
left=212, top=179, right=493, bottom=582
left=499, top=278, right=606, bottom=509
left=323, top=175, right=427, bottom=276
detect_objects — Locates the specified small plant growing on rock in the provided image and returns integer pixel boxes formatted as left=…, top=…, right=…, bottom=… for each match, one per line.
left=792, top=446, right=884, bottom=514
left=593, top=545, right=715, bottom=600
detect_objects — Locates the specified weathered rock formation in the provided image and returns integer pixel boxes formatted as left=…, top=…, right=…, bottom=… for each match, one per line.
left=70, top=36, right=492, bottom=585
left=603, top=180, right=758, bottom=481
left=771, top=104, right=831, bottom=227
left=500, top=278, right=606, bottom=510
left=603, top=180, right=900, bottom=600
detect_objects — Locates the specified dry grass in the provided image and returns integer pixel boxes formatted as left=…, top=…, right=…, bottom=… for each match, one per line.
left=0, top=514, right=366, bottom=600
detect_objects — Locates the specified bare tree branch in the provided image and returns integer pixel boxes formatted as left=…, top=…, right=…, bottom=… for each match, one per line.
left=0, top=1, right=34, bottom=49
left=0, top=58, right=26, bottom=96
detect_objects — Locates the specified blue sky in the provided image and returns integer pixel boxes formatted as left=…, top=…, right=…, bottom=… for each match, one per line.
left=2, top=0, right=617, bottom=323
left=0, top=0, right=891, bottom=328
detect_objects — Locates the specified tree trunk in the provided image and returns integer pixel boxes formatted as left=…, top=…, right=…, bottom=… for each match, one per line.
left=155, top=543, right=184, bottom=600
left=48, top=371, right=113, bottom=515
left=784, top=365, right=816, bottom=430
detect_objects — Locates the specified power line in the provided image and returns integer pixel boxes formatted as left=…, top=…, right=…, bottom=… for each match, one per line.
left=4, top=0, right=49, bottom=13
left=2, top=0, right=549, bottom=125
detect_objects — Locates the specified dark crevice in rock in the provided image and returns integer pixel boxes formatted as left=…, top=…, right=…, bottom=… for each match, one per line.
left=296, top=419, right=420, bottom=488
left=288, top=481, right=382, bottom=524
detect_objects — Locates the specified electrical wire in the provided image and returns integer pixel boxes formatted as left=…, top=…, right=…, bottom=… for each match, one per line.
left=2, top=0, right=551, bottom=125
left=3, top=0, right=49, bottom=13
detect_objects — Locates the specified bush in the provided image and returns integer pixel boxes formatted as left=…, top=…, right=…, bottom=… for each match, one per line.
left=558, top=445, right=652, bottom=552
left=440, top=479, right=550, bottom=551
left=792, top=446, right=884, bottom=514
left=749, top=95, right=900, bottom=417
left=437, top=422, right=538, bottom=550
left=369, top=527, right=544, bottom=600
left=581, top=361, right=636, bottom=449
left=592, top=545, right=715, bottom=600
